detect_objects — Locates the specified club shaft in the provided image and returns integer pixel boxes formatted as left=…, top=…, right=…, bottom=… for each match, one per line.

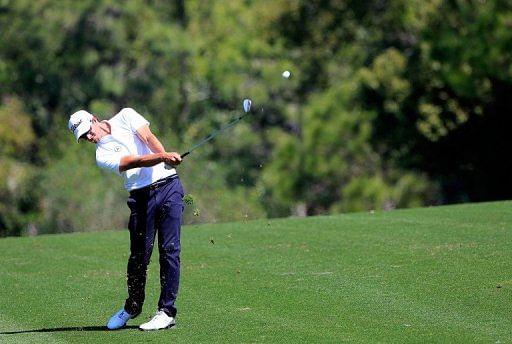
left=181, top=114, right=246, bottom=158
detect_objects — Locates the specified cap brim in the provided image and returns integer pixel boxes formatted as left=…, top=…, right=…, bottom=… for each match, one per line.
left=74, top=123, right=91, bottom=142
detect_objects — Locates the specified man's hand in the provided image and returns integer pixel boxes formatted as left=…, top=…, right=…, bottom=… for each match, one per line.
left=161, top=152, right=182, bottom=166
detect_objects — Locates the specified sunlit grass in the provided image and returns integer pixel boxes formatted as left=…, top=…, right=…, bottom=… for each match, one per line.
left=0, top=201, right=511, bottom=343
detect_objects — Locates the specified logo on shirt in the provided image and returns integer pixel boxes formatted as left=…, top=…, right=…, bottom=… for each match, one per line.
left=114, top=146, right=121, bottom=152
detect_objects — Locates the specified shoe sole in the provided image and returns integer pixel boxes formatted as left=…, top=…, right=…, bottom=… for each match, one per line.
left=138, top=323, right=176, bottom=331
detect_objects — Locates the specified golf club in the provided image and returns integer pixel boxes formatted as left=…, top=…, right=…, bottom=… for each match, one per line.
left=180, top=98, right=252, bottom=158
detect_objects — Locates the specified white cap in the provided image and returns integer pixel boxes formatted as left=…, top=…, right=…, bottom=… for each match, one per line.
left=68, top=110, right=93, bottom=142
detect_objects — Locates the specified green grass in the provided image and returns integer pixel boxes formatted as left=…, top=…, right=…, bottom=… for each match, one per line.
left=1, top=201, right=511, bottom=343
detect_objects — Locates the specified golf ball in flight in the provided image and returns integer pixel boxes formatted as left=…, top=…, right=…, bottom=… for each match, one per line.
left=282, top=70, right=291, bottom=79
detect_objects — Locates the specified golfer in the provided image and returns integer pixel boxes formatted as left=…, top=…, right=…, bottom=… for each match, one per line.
left=68, top=108, right=184, bottom=331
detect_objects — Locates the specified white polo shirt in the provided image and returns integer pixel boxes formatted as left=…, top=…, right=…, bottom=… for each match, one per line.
left=96, top=108, right=177, bottom=191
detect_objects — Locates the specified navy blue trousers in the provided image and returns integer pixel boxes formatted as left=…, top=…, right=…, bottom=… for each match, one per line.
left=124, top=177, right=184, bottom=318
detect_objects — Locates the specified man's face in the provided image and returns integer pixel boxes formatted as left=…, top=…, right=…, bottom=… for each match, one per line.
left=80, top=118, right=101, bottom=143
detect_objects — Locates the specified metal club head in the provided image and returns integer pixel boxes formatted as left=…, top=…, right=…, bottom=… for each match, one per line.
left=243, top=98, right=252, bottom=113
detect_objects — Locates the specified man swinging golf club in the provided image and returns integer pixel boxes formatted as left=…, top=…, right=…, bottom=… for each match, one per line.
left=68, top=108, right=184, bottom=331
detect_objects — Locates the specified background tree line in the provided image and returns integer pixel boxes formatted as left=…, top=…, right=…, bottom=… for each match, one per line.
left=1, top=0, right=511, bottom=236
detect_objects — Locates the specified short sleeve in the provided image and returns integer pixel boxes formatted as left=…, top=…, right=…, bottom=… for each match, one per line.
left=96, top=151, right=122, bottom=176
left=120, top=108, right=150, bottom=133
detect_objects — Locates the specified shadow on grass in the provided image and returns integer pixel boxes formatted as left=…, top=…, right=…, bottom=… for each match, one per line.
left=0, top=325, right=139, bottom=334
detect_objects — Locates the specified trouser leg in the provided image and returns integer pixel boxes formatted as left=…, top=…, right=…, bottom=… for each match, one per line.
left=156, top=179, right=184, bottom=317
left=124, top=189, right=156, bottom=317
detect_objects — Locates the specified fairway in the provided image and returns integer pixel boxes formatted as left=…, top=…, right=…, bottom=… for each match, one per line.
left=0, top=201, right=511, bottom=343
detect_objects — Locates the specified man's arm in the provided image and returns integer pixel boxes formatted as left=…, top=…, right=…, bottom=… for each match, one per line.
left=118, top=125, right=181, bottom=173
left=136, top=125, right=166, bottom=153
left=119, top=152, right=181, bottom=173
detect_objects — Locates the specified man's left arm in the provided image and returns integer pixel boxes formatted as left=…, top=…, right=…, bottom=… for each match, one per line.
left=136, top=125, right=166, bottom=153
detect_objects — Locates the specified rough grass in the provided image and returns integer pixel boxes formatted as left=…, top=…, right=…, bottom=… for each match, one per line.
left=0, top=201, right=511, bottom=343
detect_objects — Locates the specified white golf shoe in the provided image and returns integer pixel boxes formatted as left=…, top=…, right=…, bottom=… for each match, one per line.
left=139, top=310, right=176, bottom=331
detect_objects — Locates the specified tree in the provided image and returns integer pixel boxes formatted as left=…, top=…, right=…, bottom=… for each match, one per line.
left=0, top=97, right=38, bottom=236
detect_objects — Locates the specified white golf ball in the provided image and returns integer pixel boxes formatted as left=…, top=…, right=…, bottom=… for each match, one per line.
left=282, top=70, right=291, bottom=79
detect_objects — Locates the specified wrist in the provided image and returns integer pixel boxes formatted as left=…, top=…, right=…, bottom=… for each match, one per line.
left=158, top=152, right=165, bottom=164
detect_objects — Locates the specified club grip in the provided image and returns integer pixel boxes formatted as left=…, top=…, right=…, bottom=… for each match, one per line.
left=181, top=151, right=190, bottom=158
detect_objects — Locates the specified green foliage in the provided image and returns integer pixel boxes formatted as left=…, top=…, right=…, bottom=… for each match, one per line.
left=183, top=194, right=194, bottom=205
left=178, top=151, right=266, bottom=224
left=261, top=65, right=432, bottom=215
left=38, top=142, right=128, bottom=234
left=384, top=0, right=512, bottom=142
left=0, top=97, right=39, bottom=236
left=335, top=172, right=433, bottom=213
left=339, top=175, right=392, bottom=212
left=0, top=0, right=511, bottom=235
left=0, top=97, right=35, bottom=157
left=360, top=48, right=411, bottom=114
left=0, top=158, right=40, bottom=236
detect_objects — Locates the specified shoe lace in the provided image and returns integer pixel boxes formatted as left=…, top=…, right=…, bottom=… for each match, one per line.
left=147, top=310, right=168, bottom=323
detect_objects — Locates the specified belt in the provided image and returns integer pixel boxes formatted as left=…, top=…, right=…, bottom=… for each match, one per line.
left=149, top=174, right=179, bottom=190
left=131, top=174, right=178, bottom=195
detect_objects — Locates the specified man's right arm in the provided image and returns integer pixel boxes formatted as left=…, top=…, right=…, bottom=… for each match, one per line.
left=119, top=152, right=181, bottom=173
